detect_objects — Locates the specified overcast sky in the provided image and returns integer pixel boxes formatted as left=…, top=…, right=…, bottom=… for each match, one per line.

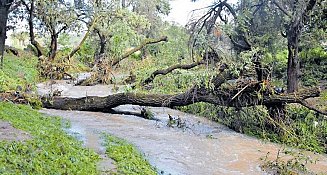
left=166, top=0, right=237, bottom=26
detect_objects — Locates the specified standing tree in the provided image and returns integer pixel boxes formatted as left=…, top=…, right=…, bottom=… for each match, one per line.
left=272, top=0, right=318, bottom=92
left=0, top=0, right=14, bottom=68
left=20, top=0, right=92, bottom=60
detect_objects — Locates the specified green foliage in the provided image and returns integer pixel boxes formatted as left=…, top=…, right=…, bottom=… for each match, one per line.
left=180, top=103, right=327, bottom=154
left=93, top=8, right=150, bottom=60
left=285, top=106, right=327, bottom=153
left=0, top=54, right=38, bottom=92
left=103, top=134, right=157, bottom=175
left=108, top=22, right=142, bottom=58
left=75, top=38, right=97, bottom=64
left=300, top=47, right=327, bottom=86
left=151, top=24, right=189, bottom=63
left=0, top=102, right=99, bottom=174
left=129, top=23, right=213, bottom=94
left=10, top=31, right=29, bottom=49
left=261, top=148, right=317, bottom=175
left=58, top=33, right=71, bottom=51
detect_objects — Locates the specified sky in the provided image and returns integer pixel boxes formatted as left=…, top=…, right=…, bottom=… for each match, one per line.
left=165, top=0, right=215, bottom=26
left=166, top=0, right=237, bottom=26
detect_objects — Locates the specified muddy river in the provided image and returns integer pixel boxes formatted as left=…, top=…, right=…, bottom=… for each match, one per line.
left=37, top=80, right=327, bottom=175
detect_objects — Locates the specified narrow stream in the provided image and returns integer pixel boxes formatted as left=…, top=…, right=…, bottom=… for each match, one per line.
left=38, top=80, right=327, bottom=175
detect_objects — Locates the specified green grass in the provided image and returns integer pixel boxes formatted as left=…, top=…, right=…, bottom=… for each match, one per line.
left=0, top=102, right=100, bottom=174
left=102, top=134, right=157, bottom=175
left=0, top=53, right=39, bottom=92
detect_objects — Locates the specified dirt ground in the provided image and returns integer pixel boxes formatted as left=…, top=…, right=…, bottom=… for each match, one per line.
left=0, top=120, right=31, bottom=142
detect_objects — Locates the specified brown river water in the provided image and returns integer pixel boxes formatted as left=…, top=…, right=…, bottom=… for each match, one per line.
left=37, top=79, right=327, bottom=175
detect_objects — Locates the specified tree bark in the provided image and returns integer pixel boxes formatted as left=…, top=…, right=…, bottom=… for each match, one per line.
left=42, top=86, right=320, bottom=112
left=98, top=31, right=106, bottom=56
left=21, top=0, right=45, bottom=57
left=273, top=0, right=318, bottom=93
left=49, top=32, right=58, bottom=60
left=286, top=25, right=300, bottom=93
left=141, top=60, right=205, bottom=85
left=0, top=0, right=13, bottom=68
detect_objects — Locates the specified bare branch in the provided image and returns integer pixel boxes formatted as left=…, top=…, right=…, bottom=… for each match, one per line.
left=141, top=60, right=205, bottom=85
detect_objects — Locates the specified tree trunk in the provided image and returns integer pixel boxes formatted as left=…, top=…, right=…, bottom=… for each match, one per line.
left=121, top=0, right=126, bottom=8
left=99, top=34, right=106, bottom=55
left=42, top=68, right=321, bottom=114
left=94, top=28, right=107, bottom=57
left=22, top=0, right=45, bottom=57
left=42, top=86, right=321, bottom=112
left=286, top=24, right=300, bottom=93
left=0, top=0, right=13, bottom=68
left=49, top=33, right=58, bottom=60
left=0, top=6, right=8, bottom=68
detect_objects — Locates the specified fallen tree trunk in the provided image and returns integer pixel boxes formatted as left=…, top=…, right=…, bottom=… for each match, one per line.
left=41, top=64, right=325, bottom=119
left=5, top=45, right=20, bottom=56
left=42, top=85, right=320, bottom=111
left=42, top=67, right=322, bottom=116
left=141, top=60, right=205, bottom=85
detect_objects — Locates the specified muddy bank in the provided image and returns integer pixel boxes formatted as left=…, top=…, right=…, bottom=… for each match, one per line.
left=0, top=120, right=31, bottom=142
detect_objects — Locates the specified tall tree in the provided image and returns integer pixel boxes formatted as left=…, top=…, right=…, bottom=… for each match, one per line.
left=0, top=0, right=14, bottom=68
left=272, top=0, right=318, bottom=92
left=20, top=0, right=84, bottom=60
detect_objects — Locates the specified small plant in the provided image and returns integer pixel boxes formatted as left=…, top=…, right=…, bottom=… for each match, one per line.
left=141, top=107, right=154, bottom=120
left=261, top=148, right=317, bottom=175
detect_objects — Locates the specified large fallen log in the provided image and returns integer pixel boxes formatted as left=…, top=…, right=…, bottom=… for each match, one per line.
left=42, top=86, right=320, bottom=111
left=42, top=68, right=322, bottom=116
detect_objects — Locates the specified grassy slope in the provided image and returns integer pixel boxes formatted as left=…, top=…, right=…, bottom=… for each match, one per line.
left=0, top=53, right=39, bottom=92
left=0, top=102, right=100, bottom=174
left=0, top=54, right=100, bottom=174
